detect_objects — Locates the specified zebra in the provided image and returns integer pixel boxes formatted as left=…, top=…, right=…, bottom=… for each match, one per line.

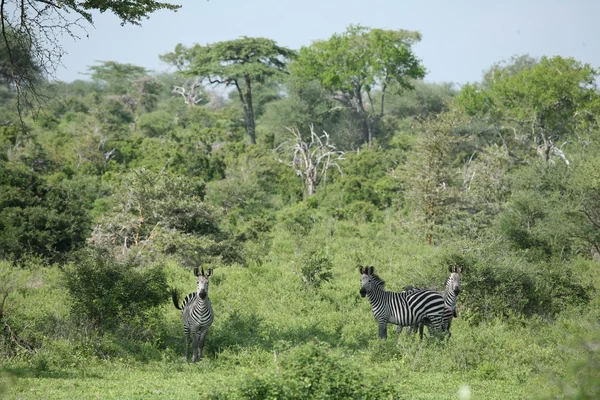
left=171, top=267, right=214, bottom=362
left=398, top=265, right=463, bottom=338
left=359, top=266, right=446, bottom=340
left=440, top=265, right=462, bottom=336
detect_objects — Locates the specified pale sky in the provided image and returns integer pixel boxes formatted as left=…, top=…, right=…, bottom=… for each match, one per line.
left=55, top=0, right=600, bottom=86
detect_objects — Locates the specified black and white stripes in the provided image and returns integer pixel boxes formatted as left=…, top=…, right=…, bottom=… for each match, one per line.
left=172, top=267, right=215, bottom=362
left=359, top=266, right=446, bottom=339
left=441, top=265, right=462, bottom=335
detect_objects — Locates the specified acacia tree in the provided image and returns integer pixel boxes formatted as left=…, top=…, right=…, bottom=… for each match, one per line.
left=161, top=38, right=296, bottom=144
left=291, top=25, right=425, bottom=146
left=0, top=0, right=181, bottom=115
left=87, top=61, right=162, bottom=130
left=276, top=125, right=344, bottom=198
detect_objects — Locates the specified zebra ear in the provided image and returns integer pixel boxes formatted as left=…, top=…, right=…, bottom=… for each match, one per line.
left=369, top=266, right=374, bottom=275
left=194, top=267, right=200, bottom=277
left=359, top=266, right=364, bottom=274
left=207, top=268, right=213, bottom=277
left=448, top=264, right=454, bottom=273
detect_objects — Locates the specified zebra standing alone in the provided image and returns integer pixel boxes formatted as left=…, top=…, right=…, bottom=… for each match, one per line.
left=171, top=267, right=214, bottom=362
left=359, top=266, right=446, bottom=339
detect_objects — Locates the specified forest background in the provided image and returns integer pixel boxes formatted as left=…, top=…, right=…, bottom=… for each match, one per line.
left=0, top=1, right=599, bottom=398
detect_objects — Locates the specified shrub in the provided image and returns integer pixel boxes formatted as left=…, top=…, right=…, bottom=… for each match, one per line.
left=234, top=341, right=397, bottom=399
left=64, top=248, right=168, bottom=329
left=279, top=203, right=319, bottom=236
left=461, top=259, right=592, bottom=324
left=299, top=249, right=333, bottom=290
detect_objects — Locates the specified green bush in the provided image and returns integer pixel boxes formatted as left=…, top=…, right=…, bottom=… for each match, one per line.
left=299, top=249, right=333, bottom=290
left=64, top=248, right=168, bottom=329
left=461, top=259, right=592, bottom=324
left=279, top=203, right=319, bottom=236
left=234, top=341, right=397, bottom=399
left=0, top=165, right=94, bottom=262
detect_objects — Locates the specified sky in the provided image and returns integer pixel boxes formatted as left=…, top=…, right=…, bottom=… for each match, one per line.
left=55, top=0, right=600, bottom=86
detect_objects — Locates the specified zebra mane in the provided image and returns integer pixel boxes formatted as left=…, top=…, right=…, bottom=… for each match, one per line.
left=370, top=274, right=386, bottom=289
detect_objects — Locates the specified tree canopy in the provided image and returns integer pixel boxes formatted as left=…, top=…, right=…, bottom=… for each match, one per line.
left=291, top=25, right=425, bottom=145
left=458, top=56, right=600, bottom=164
left=161, top=37, right=296, bottom=144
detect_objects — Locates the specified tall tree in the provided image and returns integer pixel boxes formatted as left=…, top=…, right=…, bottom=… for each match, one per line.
left=161, top=38, right=296, bottom=144
left=291, top=25, right=425, bottom=146
left=0, top=0, right=181, bottom=115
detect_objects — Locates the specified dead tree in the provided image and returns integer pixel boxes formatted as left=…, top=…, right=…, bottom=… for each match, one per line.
left=276, top=125, right=344, bottom=198
left=172, top=77, right=205, bottom=105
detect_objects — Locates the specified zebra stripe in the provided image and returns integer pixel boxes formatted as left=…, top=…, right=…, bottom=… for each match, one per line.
left=400, top=265, right=463, bottom=338
left=359, top=266, right=445, bottom=339
left=172, top=267, right=214, bottom=362
left=441, top=265, right=462, bottom=336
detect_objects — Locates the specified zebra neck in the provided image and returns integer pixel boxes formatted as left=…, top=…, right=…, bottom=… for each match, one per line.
left=443, top=288, right=457, bottom=308
left=367, top=285, right=386, bottom=304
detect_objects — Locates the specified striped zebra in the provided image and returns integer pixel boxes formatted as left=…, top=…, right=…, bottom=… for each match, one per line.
left=171, top=267, right=214, bottom=362
left=441, top=265, right=462, bottom=336
left=359, top=266, right=446, bottom=340
left=398, top=265, right=463, bottom=337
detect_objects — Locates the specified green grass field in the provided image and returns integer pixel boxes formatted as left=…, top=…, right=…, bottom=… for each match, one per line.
left=1, top=222, right=598, bottom=399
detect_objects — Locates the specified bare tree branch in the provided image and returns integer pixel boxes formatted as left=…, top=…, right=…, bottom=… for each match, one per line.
left=276, top=124, right=345, bottom=197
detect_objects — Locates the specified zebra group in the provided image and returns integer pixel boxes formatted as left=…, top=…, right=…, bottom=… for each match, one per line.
left=171, top=267, right=214, bottom=362
left=172, top=263, right=462, bottom=362
left=359, top=265, right=463, bottom=340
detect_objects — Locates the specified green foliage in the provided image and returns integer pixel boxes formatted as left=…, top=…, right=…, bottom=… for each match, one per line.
left=292, top=24, right=425, bottom=143
left=457, top=56, right=600, bottom=163
left=279, top=202, right=319, bottom=236
left=87, top=61, right=149, bottom=95
left=233, top=341, right=397, bottom=399
left=403, top=106, right=468, bottom=244
left=137, top=110, right=176, bottom=137
left=64, top=248, right=167, bottom=329
left=385, top=80, right=456, bottom=119
left=162, top=38, right=296, bottom=144
left=461, top=257, right=592, bottom=324
left=299, top=250, right=333, bottom=290
left=0, top=165, right=95, bottom=262
left=90, top=169, right=242, bottom=264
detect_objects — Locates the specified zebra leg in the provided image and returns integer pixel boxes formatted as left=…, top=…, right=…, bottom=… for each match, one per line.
left=419, top=323, right=424, bottom=340
left=192, top=331, right=200, bottom=363
left=196, top=329, right=209, bottom=362
left=396, top=325, right=403, bottom=334
left=378, top=322, right=388, bottom=339
left=184, top=332, right=191, bottom=362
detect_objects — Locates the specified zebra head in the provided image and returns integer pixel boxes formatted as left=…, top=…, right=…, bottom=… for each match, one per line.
left=194, top=267, right=213, bottom=300
left=447, top=265, right=462, bottom=295
left=359, top=266, right=376, bottom=298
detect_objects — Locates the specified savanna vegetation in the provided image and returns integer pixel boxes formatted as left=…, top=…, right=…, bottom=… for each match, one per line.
left=0, top=16, right=599, bottom=399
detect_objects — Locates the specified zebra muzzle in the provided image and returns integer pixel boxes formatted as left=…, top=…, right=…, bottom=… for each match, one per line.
left=359, top=289, right=366, bottom=298
left=199, top=291, right=207, bottom=299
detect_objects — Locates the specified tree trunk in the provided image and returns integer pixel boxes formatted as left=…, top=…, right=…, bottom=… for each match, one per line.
left=244, top=75, right=257, bottom=144
left=234, top=79, right=257, bottom=145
